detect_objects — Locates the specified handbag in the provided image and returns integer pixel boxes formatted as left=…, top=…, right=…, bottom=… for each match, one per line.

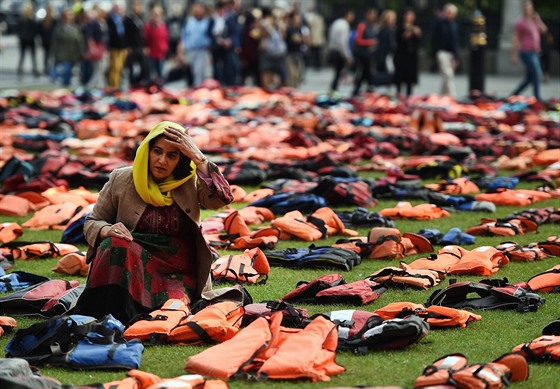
left=85, top=39, right=105, bottom=61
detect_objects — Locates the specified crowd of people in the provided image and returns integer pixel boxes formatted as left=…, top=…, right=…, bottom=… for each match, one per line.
left=10, top=0, right=554, bottom=99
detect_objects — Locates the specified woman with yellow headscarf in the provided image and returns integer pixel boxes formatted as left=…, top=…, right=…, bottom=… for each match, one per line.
left=74, top=121, right=233, bottom=324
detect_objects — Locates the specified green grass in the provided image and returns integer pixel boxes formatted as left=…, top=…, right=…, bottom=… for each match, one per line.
left=1, top=184, right=559, bottom=388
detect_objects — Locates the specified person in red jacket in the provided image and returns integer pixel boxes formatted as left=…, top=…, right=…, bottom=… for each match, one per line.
left=144, top=5, right=169, bottom=85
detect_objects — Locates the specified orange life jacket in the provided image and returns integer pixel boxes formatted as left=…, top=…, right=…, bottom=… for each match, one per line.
left=374, top=302, right=427, bottom=320
left=11, top=242, right=80, bottom=260
left=475, top=189, right=551, bottom=206
left=358, top=228, right=433, bottom=260
left=0, top=315, right=17, bottom=338
left=466, top=217, right=538, bottom=237
left=512, top=335, right=560, bottom=363
left=447, top=245, right=509, bottom=276
left=310, top=207, right=358, bottom=237
left=0, top=222, right=23, bottom=244
left=425, top=177, right=480, bottom=195
left=368, top=263, right=441, bottom=290
left=414, top=352, right=528, bottom=389
left=0, top=195, right=33, bottom=217
left=237, top=206, right=275, bottom=225
left=123, top=298, right=191, bottom=343
left=211, top=248, right=270, bottom=284
left=11, top=192, right=50, bottom=213
left=185, top=312, right=345, bottom=382
left=21, top=202, right=82, bottom=230
left=424, top=305, right=482, bottom=328
left=538, top=235, right=560, bottom=256
left=51, top=251, right=89, bottom=276
left=167, top=301, right=244, bottom=345
left=495, top=241, right=549, bottom=262
left=406, top=245, right=467, bottom=276
left=271, top=210, right=325, bottom=241
left=379, top=202, right=450, bottom=220
left=525, top=264, right=560, bottom=293
left=532, top=148, right=560, bottom=165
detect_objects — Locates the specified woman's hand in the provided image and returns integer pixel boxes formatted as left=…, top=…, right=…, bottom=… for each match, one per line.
left=163, top=125, right=209, bottom=174
left=101, top=223, right=133, bottom=242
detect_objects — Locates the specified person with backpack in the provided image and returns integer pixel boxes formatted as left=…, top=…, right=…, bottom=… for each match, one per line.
left=73, top=121, right=234, bottom=324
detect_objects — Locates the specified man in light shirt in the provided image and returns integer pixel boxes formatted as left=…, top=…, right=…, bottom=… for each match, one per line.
left=326, top=9, right=355, bottom=92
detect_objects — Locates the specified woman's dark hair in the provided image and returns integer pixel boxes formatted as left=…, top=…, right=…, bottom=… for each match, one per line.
left=149, top=135, right=193, bottom=179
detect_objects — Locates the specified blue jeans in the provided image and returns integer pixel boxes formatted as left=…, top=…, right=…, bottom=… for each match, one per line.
left=512, top=51, right=542, bottom=101
left=50, top=61, right=74, bottom=86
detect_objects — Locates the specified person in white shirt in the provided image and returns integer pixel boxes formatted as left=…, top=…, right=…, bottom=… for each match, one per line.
left=326, top=9, right=355, bottom=92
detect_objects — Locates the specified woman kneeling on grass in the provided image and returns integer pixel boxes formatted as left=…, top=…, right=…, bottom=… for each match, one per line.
left=73, top=121, right=233, bottom=324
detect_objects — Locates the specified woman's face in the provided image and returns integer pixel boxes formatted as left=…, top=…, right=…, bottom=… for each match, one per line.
left=148, top=136, right=181, bottom=183
left=404, top=10, right=415, bottom=24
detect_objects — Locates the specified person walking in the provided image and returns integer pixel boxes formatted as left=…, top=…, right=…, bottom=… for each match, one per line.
left=351, top=8, right=379, bottom=96
left=178, top=3, right=212, bottom=87
left=208, top=0, right=238, bottom=86
left=106, top=1, right=128, bottom=89
left=305, top=5, right=326, bottom=70
left=375, top=10, right=397, bottom=88
left=432, top=3, right=459, bottom=97
left=16, top=2, right=40, bottom=77
left=394, top=9, right=422, bottom=96
left=125, top=0, right=148, bottom=88
left=144, top=5, right=169, bottom=85
left=80, top=5, right=105, bottom=87
left=285, top=11, right=308, bottom=87
left=50, top=8, right=85, bottom=87
left=39, top=3, right=57, bottom=76
left=326, top=9, right=354, bottom=92
left=239, top=9, right=262, bottom=86
left=511, top=0, right=548, bottom=101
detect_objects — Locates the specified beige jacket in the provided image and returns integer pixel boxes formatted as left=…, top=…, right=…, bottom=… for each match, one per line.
left=84, top=164, right=232, bottom=298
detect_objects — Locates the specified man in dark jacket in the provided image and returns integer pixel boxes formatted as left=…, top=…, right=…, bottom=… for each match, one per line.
left=124, top=0, right=148, bottom=88
left=208, top=0, right=239, bottom=86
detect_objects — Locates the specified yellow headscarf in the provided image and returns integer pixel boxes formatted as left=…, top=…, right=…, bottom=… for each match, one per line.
left=133, top=121, right=196, bottom=207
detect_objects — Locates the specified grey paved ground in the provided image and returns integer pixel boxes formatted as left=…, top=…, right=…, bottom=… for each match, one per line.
left=1, top=34, right=559, bottom=100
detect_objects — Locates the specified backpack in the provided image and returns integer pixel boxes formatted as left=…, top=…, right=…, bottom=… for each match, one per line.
left=336, top=207, right=395, bottom=228
left=326, top=310, right=430, bottom=354
left=263, top=245, right=362, bottom=271
left=0, top=358, right=62, bottom=389
left=5, top=314, right=144, bottom=370
left=0, top=279, right=84, bottom=317
left=282, top=274, right=387, bottom=306
left=425, top=278, right=546, bottom=313
left=241, top=300, right=309, bottom=328
left=61, top=212, right=90, bottom=244
left=250, top=192, right=327, bottom=215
